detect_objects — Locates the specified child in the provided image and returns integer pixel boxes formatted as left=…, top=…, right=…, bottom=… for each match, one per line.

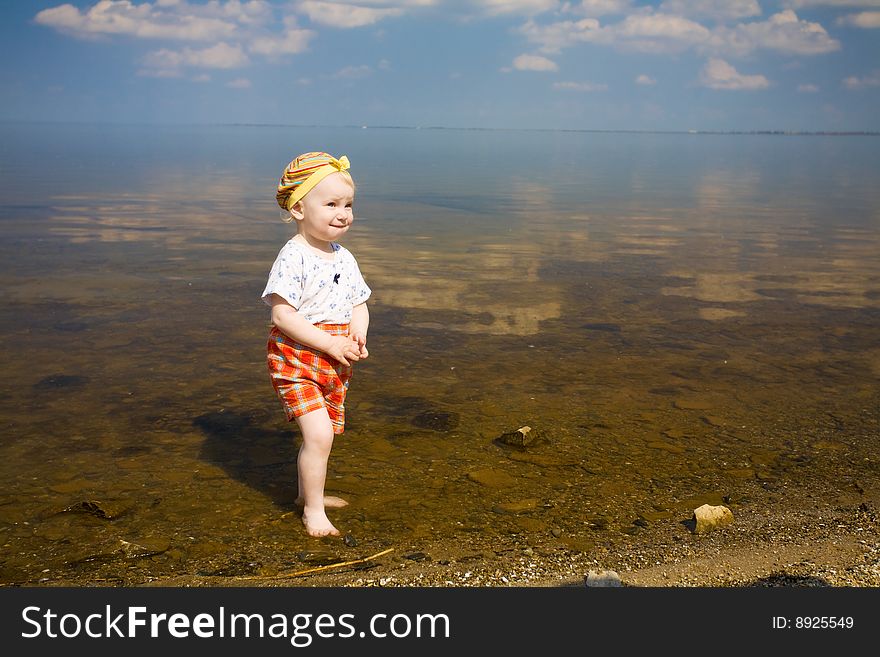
left=262, top=151, right=371, bottom=537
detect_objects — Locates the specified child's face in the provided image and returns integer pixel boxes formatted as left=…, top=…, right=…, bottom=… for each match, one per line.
left=291, top=172, right=355, bottom=244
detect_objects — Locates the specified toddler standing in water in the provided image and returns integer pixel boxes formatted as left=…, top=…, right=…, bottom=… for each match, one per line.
left=262, top=152, right=371, bottom=537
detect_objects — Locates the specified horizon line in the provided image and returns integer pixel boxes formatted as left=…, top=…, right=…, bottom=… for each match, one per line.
left=1, top=119, right=878, bottom=136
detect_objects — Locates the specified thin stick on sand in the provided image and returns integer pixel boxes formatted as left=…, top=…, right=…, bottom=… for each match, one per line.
left=240, top=548, right=395, bottom=581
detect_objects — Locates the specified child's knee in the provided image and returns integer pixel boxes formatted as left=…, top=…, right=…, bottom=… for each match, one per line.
left=297, top=410, right=335, bottom=450
left=304, top=429, right=334, bottom=452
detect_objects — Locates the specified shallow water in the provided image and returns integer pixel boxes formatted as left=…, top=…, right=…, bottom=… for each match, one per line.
left=1, top=123, right=878, bottom=584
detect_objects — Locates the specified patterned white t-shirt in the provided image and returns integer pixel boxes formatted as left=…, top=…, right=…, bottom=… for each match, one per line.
left=261, top=239, right=371, bottom=324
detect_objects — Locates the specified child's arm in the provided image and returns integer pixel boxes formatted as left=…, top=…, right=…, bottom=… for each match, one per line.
left=349, top=302, right=370, bottom=359
left=269, top=294, right=360, bottom=366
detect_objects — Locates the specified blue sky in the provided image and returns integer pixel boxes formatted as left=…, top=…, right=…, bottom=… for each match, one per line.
left=2, top=0, right=879, bottom=131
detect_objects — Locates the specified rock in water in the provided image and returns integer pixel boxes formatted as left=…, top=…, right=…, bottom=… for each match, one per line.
left=692, top=504, right=734, bottom=534
left=495, top=426, right=546, bottom=448
left=296, top=550, right=343, bottom=565
left=118, top=538, right=170, bottom=559
left=60, top=500, right=132, bottom=520
left=411, top=410, right=459, bottom=431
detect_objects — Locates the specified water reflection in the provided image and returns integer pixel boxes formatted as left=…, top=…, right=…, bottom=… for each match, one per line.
left=0, top=125, right=878, bottom=585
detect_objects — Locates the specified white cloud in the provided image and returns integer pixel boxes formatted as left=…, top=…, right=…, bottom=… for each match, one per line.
left=836, top=11, right=880, bottom=27
left=699, top=58, right=769, bottom=89
left=797, top=82, right=819, bottom=91
left=785, top=1, right=880, bottom=8
left=249, top=18, right=314, bottom=55
left=572, top=0, right=633, bottom=17
left=659, top=0, right=761, bottom=22
left=520, top=13, right=712, bottom=55
left=140, top=49, right=185, bottom=73
left=518, top=18, right=601, bottom=54
left=635, top=73, right=656, bottom=85
left=553, top=80, right=607, bottom=90
left=842, top=70, right=880, bottom=88
left=519, top=8, right=840, bottom=57
left=183, top=41, right=249, bottom=67
left=480, top=0, right=559, bottom=16
left=328, top=0, right=434, bottom=4
left=227, top=77, right=252, bottom=88
left=297, top=1, right=405, bottom=28
left=332, top=64, right=373, bottom=78
left=140, top=42, right=249, bottom=76
left=218, top=0, right=275, bottom=25
left=34, top=0, right=253, bottom=41
left=138, top=66, right=182, bottom=78
left=711, top=10, right=840, bottom=56
left=613, top=13, right=713, bottom=52
left=36, top=2, right=320, bottom=74
left=512, top=53, right=559, bottom=71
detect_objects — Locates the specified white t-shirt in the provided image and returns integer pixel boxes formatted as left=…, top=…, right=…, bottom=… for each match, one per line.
left=261, top=239, right=371, bottom=324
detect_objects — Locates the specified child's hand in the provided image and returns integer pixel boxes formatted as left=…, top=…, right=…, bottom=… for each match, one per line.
left=350, top=332, right=369, bottom=360
left=324, top=335, right=361, bottom=366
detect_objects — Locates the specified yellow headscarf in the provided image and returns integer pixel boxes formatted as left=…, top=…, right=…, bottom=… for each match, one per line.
left=276, top=152, right=351, bottom=211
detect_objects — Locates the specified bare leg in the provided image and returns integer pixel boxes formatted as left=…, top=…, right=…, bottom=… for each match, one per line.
left=294, top=408, right=341, bottom=537
left=294, top=495, right=349, bottom=508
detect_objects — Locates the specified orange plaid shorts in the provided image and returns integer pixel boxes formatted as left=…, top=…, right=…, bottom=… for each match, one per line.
left=267, top=324, right=353, bottom=434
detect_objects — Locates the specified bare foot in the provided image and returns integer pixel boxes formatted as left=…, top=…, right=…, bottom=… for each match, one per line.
left=301, top=510, right=341, bottom=537
left=295, top=495, right=349, bottom=509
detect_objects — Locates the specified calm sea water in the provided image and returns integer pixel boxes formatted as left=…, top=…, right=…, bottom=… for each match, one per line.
left=1, top=122, right=878, bottom=584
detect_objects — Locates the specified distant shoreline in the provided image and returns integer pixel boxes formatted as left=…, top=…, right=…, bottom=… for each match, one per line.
left=1, top=119, right=878, bottom=137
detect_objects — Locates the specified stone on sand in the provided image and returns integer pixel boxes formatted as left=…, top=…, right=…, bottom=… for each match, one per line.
left=584, top=569, right=622, bottom=587
left=692, top=504, right=734, bottom=534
